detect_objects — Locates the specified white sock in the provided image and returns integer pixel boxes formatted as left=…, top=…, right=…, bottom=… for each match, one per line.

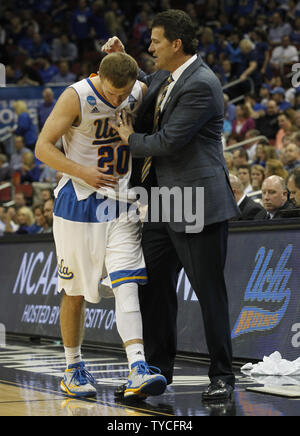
left=125, top=343, right=145, bottom=369
left=64, top=346, right=82, bottom=368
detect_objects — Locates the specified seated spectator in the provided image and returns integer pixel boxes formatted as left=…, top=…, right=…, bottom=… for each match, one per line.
left=229, top=174, right=264, bottom=220
left=284, top=142, right=300, bottom=171
left=14, top=206, right=35, bottom=234
left=251, top=164, right=265, bottom=191
left=244, top=129, right=263, bottom=161
left=270, top=34, right=299, bottom=70
left=18, top=23, right=35, bottom=55
left=37, top=88, right=56, bottom=131
left=2, top=206, right=19, bottom=234
left=293, top=110, right=300, bottom=129
left=14, top=191, right=27, bottom=209
left=223, top=151, right=235, bottom=174
left=30, top=32, right=51, bottom=59
left=10, top=135, right=31, bottom=173
left=20, top=151, right=40, bottom=183
left=232, top=104, right=255, bottom=140
left=255, top=175, right=295, bottom=219
left=237, top=164, right=253, bottom=194
left=29, top=203, right=49, bottom=234
left=255, top=100, right=279, bottom=140
left=219, top=59, right=236, bottom=85
left=52, top=61, right=76, bottom=84
left=293, top=89, right=300, bottom=110
left=39, top=164, right=57, bottom=184
left=0, top=205, right=7, bottom=236
left=244, top=95, right=266, bottom=120
left=224, top=93, right=236, bottom=124
left=52, top=34, right=78, bottom=62
left=259, top=83, right=271, bottom=106
left=40, top=188, right=53, bottom=204
left=11, top=101, right=37, bottom=151
left=270, top=87, right=292, bottom=112
left=232, top=148, right=249, bottom=170
left=286, top=167, right=300, bottom=207
left=268, top=12, right=292, bottom=46
left=17, top=58, right=43, bottom=86
left=252, top=142, right=277, bottom=167
left=265, top=158, right=288, bottom=179
left=275, top=112, right=296, bottom=150
left=0, top=154, right=12, bottom=183
left=290, top=16, right=300, bottom=46
left=43, top=198, right=54, bottom=232
left=198, top=27, right=217, bottom=59
left=37, top=57, right=59, bottom=84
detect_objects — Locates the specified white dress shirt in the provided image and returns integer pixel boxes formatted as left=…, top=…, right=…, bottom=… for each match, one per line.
left=158, top=54, right=198, bottom=112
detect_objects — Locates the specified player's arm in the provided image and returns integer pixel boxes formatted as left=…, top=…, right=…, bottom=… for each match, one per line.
left=35, top=88, right=117, bottom=189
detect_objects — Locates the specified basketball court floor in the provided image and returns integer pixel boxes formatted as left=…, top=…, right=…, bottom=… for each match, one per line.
left=0, top=337, right=299, bottom=417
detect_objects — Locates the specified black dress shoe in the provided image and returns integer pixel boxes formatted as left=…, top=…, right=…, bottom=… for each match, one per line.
left=202, top=379, right=234, bottom=401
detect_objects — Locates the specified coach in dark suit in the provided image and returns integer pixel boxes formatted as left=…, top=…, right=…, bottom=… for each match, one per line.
left=110, top=10, right=239, bottom=401
left=254, top=175, right=295, bottom=219
left=230, top=174, right=264, bottom=220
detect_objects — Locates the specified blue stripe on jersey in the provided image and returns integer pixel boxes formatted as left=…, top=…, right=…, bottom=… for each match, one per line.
left=109, top=268, right=148, bottom=288
left=86, top=78, right=116, bottom=109
left=54, top=180, right=130, bottom=223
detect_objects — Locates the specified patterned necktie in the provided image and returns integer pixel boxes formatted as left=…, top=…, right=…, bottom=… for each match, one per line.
left=141, top=74, right=174, bottom=183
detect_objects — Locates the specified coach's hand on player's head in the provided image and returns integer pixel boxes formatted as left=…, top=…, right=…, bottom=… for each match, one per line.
left=109, top=110, right=134, bottom=145
left=80, top=166, right=118, bottom=190
left=101, top=36, right=125, bottom=54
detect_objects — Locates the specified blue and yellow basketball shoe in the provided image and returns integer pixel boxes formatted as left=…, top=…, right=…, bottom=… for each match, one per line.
left=60, top=361, right=97, bottom=398
left=124, top=361, right=167, bottom=399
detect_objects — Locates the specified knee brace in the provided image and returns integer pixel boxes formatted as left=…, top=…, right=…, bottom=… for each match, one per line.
left=113, top=282, right=140, bottom=313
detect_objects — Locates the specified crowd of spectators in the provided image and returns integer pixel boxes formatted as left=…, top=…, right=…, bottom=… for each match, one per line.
left=1, top=0, right=300, bottom=233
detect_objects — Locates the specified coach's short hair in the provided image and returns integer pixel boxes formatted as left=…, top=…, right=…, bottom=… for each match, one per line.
left=151, top=9, right=198, bottom=55
left=99, top=52, right=138, bottom=88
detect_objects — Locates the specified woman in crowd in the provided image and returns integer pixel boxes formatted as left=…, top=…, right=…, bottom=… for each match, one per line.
left=232, top=103, right=255, bottom=140
left=250, top=164, right=265, bottom=191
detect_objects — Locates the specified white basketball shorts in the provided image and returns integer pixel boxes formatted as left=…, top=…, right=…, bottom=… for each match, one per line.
left=53, top=180, right=147, bottom=303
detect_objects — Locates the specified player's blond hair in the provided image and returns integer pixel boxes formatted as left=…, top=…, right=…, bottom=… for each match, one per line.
left=99, top=52, right=138, bottom=88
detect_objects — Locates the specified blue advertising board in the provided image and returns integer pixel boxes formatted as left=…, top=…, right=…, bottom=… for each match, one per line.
left=1, top=224, right=300, bottom=362
left=0, top=85, right=66, bottom=135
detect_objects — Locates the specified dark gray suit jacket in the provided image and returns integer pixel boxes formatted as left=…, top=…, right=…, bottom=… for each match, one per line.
left=129, top=55, right=239, bottom=232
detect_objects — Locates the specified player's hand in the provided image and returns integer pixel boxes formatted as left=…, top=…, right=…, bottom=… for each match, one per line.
left=80, top=166, right=118, bottom=190
left=109, top=110, right=134, bottom=145
left=101, top=36, right=125, bottom=54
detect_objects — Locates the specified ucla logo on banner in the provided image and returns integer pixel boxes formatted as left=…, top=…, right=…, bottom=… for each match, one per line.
left=232, top=245, right=293, bottom=338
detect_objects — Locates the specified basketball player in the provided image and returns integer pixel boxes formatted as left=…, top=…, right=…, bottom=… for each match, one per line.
left=35, top=52, right=167, bottom=399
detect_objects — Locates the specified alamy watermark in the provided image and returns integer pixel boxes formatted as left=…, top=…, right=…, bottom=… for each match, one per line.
left=96, top=186, right=204, bottom=233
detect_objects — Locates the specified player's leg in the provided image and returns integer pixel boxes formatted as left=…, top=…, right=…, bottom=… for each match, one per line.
left=53, top=185, right=108, bottom=397
left=113, top=282, right=167, bottom=399
left=60, top=293, right=85, bottom=365
left=106, top=215, right=167, bottom=399
left=59, top=293, right=96, bottom=397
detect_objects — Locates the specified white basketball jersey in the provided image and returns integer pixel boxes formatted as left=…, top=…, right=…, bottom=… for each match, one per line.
left=55, top=76, right=143, bottom=201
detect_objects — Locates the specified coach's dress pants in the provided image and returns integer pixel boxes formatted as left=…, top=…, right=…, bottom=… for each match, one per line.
left=138, top=220, right=235, bottom=388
